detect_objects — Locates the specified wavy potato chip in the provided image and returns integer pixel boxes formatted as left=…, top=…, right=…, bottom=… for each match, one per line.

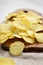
left=35, top=33, right=43, bottom=43
left=26, top=16, right=39, bottom=24
left=31, top=24, right=43, bottom=32
left=18, top=30, right=28, bottom=36
left=12, top=20, right=26, bottom=30
left=10, top=41, right=25, bottom=56
left=13, top=34, right=22, bottom=38
left=8, top=33, right=15, bottom=39
left=0, top=22, right=13, bottom=33
left=9, top=35, right=14, bottom=39
left=0, top=58, right=15, bottom=65
left=26, top=30, right=34, bottom=38
left=27, top=11, right=42, bottom=24
left=11, top=25, right=20, bottom=34
left=16, top=11, right=26, bottom=18
left=0, top=24, right=10, bottom=33
left=27, top=11, right=42, bottom=19
left=21, top=17, right=32, bottom=29
left=13, top=17, right=32, bottom=30
left=23, top=36, right=35, bottom=44
left=0, top=33, right=12, bottom=43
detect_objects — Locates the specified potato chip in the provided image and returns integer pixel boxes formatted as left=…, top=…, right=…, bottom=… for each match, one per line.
left=34, top=33, right=43, bottom=43
left=23, top=36, right=35, bottom=44
left=26, top=16, right=39, bottom=24
left=18, top=30, right=28, bottom=36
left=16, top=11, right=26, bottom=18
left=31, top=24, right=43, bottom=32
left=8, top=33, right=15, bottom=39
left=26, top=30, right=34, bottom=38
left=27, top=11, right=42, bottom=24
left=27, top=11, right=42, bottom=19
left=13, top=17, right=32, bottom=30
left=21, top=17, right=32, bottom=29
left=10, top=41, right=25, bottom=56
left=0, top=58, right=15, bottom=65
left=0, top=23, right=10, bottom=33
left=13, top=34, right=22, bottom=38
left=0, top=22, right=13, bottom=33
left=0, top=33, right=12, bottom=43
left=12, top=19, right=26, bottom=30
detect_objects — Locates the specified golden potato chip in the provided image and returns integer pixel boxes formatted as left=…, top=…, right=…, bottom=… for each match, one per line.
left=13, top=17, right=32, bottom=30
left=16, top=11, right=26, bottom=18
left=0, top=24, right=10, bottom=33
left=9, top=35, right=14, bottom=39
left=0, top=33, right=12, bottom=43
left=27, top=11, right=42, bottom=19
left=11, top=25, right=20, bottom=33
left=26, top=30, right=34, bottom=38
left=26, top=16, right=39, bottom=24
left=23, top=36, right=35, bottom=44
left=21, top=17, right=32, bottom=29
left=8, top=33, right=15, bottom=39
left=34, top=33, right=43, bottom=43
left=13, top=34, right=22, bottom=38
left=27, top=11, right=42, bottom=24
left=0, top=58, right=15, bottom=65
left=31, top=24, right=43, bottom=32
left=10, top=41, right=25, bottom=56
left=6, top=24, right=22, bottom=38
left=18, top=30, right=28, bottom=36
left=12, top=19, right=26, bottom=30
left=0, top=22, right=13, bottom=33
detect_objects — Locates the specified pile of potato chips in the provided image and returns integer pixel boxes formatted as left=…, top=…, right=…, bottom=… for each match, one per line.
left=0, top=10, right=43, bottom=44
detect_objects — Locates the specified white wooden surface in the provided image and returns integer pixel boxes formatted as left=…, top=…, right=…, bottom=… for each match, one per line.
left=0, top=0, right=43, bottom=65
